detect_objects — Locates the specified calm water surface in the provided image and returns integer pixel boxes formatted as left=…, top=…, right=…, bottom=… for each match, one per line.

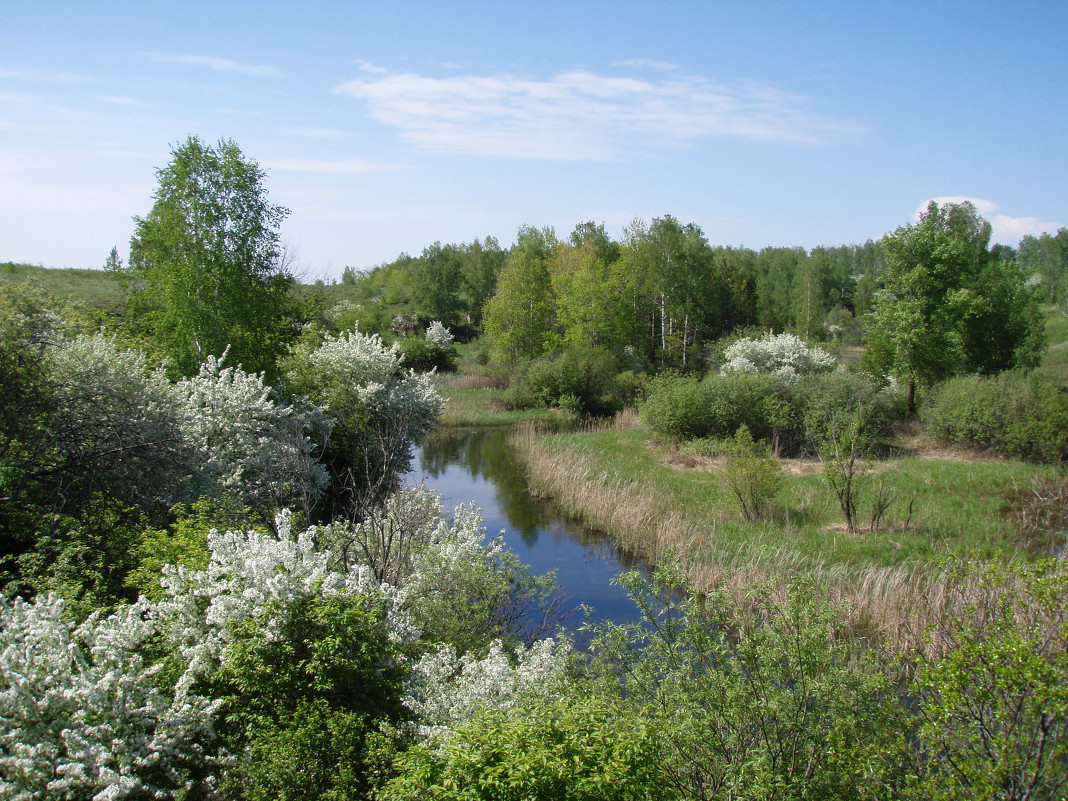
left=405, top=426, right=648, bottom=643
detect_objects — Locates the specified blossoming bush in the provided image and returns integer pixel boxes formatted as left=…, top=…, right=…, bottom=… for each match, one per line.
left=285, top=330, right=444, bottom=512
left=176, top=354, right=330, bottom=521
left=0, top=594, right=220, bottom=801
left=720, top=332, right=836, bottom=386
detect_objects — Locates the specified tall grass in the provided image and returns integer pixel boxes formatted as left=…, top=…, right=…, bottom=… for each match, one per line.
left=510, top=419, right=1064, bottom=652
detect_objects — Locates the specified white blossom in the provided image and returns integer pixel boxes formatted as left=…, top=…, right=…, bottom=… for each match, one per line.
left=0, top=595, right=220, bottom=801
left=424, top=321, right=454, bottom=350
left=721, top=332, right=836, bottom=386
left=403, top=637, right=570, bottom=743
left=176, top=354, right=330, bottom=515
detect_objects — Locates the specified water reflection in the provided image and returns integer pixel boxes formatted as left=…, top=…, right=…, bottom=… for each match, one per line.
left=405, top=426, right=648, bottom=643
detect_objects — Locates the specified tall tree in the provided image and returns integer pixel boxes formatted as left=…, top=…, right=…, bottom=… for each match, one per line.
left=410, top=242, right=463, bottom=327
left=866, top=201, right=1043, bottom=414
left=482, top=226, right=557, bottom=364
left=127, top=136, right=295, bottom=379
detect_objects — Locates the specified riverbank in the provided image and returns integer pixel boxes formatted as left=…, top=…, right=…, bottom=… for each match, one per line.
left=433, top=372, right=577, bottom=427
left=510, top=413, right=1064, bottom=650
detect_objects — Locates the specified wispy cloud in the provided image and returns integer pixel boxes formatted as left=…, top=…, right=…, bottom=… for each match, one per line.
left=612, top=58, right=679, bottom=71
left=920, top=197, right=1063, bottom=244
left=264, top=158, right=397, bottom=174
left=0, top=67, right=89, bottom=83
left=97, top=95, right=150, bottom=107
left=334, top=65, right=865, bottom=160
left=142, top=53, right=281, bottom=77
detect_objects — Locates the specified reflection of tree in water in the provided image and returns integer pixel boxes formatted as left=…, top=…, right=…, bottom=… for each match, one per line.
left=418, top=427, right=547, bottom=543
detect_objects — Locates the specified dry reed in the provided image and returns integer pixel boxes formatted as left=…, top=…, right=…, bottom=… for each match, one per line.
left=510, top=421, right=1065, bottom=656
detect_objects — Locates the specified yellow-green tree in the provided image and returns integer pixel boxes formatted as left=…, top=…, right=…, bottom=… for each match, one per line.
left=127, top=136, right=295, bottom=379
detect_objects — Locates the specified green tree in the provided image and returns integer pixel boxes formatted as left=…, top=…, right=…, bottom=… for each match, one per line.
left=127, top=136, right=295, bottom=379
left=866, top=201, right=1043, bottom=414
left=482, top=225, right=557, bottom=364
left=409, top=242, right=463, bottom=328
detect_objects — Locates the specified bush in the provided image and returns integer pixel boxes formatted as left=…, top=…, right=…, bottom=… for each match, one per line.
left=515, top=345, right=623, bottom=415
left=640, top=371, right=709, bottom=441
left=794, top=371, right=903, bottom=452
left=397, top=335, right=457, bottom=372
left=381, top=694, right=662, bottom=801
left=924, top=371, right=1068, bottom=461
left=721, top=424, right=784, bottom=521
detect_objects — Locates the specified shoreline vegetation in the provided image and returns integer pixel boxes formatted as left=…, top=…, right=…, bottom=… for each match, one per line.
left=508, top=411, right=1065, bottom=655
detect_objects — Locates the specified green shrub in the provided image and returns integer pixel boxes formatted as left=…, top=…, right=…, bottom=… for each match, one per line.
left=381, top=694, right=663, bottom=801
left=911, top=559, right=1068, bottom=799
left=398, top=335, right=457, bottom=372
left=516, top=345, right=623, bottom=415
left=640, top=371, right=709, bottom=441
left=721, top=424, right=784, bottom=521
left=701, top=372, right=785, bottom=442
left=794, top=371, right=903, bottom=453
left=924, top=371, right=1068, bottom=461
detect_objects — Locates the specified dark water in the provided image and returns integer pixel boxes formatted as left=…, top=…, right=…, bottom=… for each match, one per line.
left=404, top=426, right=647, bottom=643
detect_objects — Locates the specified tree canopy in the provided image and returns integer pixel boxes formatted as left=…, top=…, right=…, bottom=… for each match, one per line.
left=866, top=201, right=1044, bottom=413
left=127, top=136, right=295, bottom=379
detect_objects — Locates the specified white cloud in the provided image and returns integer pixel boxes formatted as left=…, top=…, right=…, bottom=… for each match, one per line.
left=333, top=65, right=865, bottom=161
left=142, top=53, right=281, bottom=77
left=919, top=196, right=1063, bottom=244
left=612, top=59, right=679, bottom=71
left=264, top=158, right=397, bottom=174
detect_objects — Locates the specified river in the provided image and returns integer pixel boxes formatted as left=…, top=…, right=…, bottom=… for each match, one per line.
left=404, top=426, right=648, bottom=645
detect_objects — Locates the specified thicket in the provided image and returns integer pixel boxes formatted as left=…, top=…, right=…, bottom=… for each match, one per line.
left=641, top=367, right=902, bottom=455
left=924, top=370, right=1068, bottom=462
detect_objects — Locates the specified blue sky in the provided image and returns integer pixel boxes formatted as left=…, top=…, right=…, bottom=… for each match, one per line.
left=2, top=0, right=1065, bottom=280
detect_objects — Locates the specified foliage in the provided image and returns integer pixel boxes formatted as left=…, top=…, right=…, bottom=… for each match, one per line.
left=923, top=370, right=1068, bottom=462
left=0, top=593, right=221, bottom=800
left=126, top=136, right=296, bottom=379
left=322, top=485, right=564, bottom=658
left=178, top=354, right=330, bottom=523
left=866, top=201, right=1044, bottom=413
left=380, top=693, right=662, bottom=801
left=911, top=559, right=1068, bottom=800
left=483, top=225, right=557, bottom=365
left=397, top=321, right=458, bottom=373
left=284, top=330, right=443, bottom=515
left=514, top=344, right=623, bottom=415
left=720, top=331, right=836, bottom=385
left=818, top=416, right=871, bottom=534
left=587, top=571, right=906, bottom=801
left=721, top=424, right=784, bottom=521
left=639, top=371, right=711, bottom=441
left=215, top=592, right=408, bottom=801
left=402, top=637, right=571, bottom=743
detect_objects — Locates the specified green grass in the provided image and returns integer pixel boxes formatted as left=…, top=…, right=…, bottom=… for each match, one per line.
left=524, top=425, right=1057, bottom=570
left=1040, top=305, right=1068, bottom=384
left=435, top=378, right=575, bottom=426
left=512, top=418, right=1063, bottom=647
left=1, top=262, right=127, bottom=313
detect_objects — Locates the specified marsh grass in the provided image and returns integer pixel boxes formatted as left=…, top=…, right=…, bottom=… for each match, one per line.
left=511, top=418, right=1064, bottom=651
left=434, top=374, right=576, bottom=427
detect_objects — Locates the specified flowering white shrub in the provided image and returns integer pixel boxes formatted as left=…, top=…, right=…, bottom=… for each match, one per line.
left=721, top=333, right=836, bottom=386
left=403, top=637, right=571, bottom=742
left=156, top=510, right=418, bottom=696
left=288, top=330, right=444, bottom=503
left=0, top=594, right=220, bottom=801
left=177, top=355, right=330, bottom=516
left=425, top=320, right=454, bottom=350
left=46, top=334, right=188, bottom=510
